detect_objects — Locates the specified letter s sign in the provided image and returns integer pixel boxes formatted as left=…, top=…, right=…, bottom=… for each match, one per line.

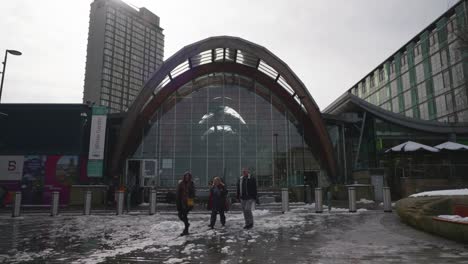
left=8, top=161, right=17, bottom=171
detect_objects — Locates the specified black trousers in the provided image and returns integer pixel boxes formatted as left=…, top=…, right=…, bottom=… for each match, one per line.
left=210, top=209, right=226, bottom=226
left=178, top=209, right=190, bottom=230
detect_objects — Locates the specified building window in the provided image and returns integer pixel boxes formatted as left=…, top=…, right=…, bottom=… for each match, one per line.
left=433, top=73, right=444, bottom=94
left=452, top=63, right=465, bottom=86
left=390, top=62, right=395, bottom=74
left=370, top=76, right=375, bottom=87
left=392, top=97, right=399, bottom=113
left=454, top=87, right=467, bottom=109
left=435, top=95, right=447, bottom=116
left=458, top=110, right=468, bottom=122
left=417, top=83, right=426, bottom=102
left=401, top=72, right=410, bottom=91
left=401, top=54, right=407, bottom=66
left=390, top=80, right=398, bottom=97
left=405, top=108, right=413, bottom=118
left=100, top=100, right=109, bottom=107
left=415, top=63, right=425, bottom=83
left=429, top=32, right=437, bottom=46
left=379, top=69, right=385, bottom=81
left=440, top=49, right=448, bottom=68
left=419, top=103, right=429, bottom=120
left=403, top=90, right=412, bottom=109
left=431, top=53, right=441, bottom=73
left=414, top=44, right=421, bottom=57
left=361, top=81, right=366, bottom=94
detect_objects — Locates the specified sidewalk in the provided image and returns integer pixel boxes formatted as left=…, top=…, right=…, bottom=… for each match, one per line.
left=1, top=204, right=467, bottom=263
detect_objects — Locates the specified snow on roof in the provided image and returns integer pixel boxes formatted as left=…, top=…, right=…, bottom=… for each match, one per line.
left=385, top=141, right=440, bottom=153
left=434, top=141, right=468, bottom=151
left=410, top=189, right=468, bottom=197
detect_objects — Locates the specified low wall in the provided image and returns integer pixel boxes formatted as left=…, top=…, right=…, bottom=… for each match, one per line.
left=396, top=196, right=468, bottom=243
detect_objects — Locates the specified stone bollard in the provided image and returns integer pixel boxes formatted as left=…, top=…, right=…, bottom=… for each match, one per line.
left=84, top=190, right=92, bottom=215
left=383, top=187, right=392, bottom=212
left=348, top=187, right=356, bottom=213
left=51, top=191, right=60, bottom=217
left=12, top=192, right=22, bottom=218
left=315, top=188, right=323, bottom=213
left=116, top=190, right=124, bottom=215
left=281, top=188, right=289, bottom=213
left=149, top=189, right=157, bottom=215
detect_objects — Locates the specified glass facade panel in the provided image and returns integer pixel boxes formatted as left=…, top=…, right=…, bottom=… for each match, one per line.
left=132, top=73, right=321, bottom=187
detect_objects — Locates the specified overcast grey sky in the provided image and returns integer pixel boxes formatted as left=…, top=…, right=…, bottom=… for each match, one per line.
left=0, top=0, right=459, bottom=109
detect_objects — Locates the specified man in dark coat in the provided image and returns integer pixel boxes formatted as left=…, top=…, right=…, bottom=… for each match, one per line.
left=208, top=177, right=228, bottom=229
left=236, top=168, right=257, bottom=229
left=176, top=171, right=195, bottom=236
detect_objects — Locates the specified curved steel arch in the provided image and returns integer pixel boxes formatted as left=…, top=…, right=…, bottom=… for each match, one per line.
left=111, top=36, right=337, bottom=178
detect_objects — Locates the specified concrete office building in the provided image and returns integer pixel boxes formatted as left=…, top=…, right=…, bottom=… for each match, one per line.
left=83, top=0, right=164, bottom=113
left=328, top=1, right=468, bottom=123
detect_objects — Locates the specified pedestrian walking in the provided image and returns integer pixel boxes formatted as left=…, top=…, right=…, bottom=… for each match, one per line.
left=176, top=171, right=195, bottom=236
left=236, top=168, right=257, bottom=229
left=208, top=177, right=228, bottom=229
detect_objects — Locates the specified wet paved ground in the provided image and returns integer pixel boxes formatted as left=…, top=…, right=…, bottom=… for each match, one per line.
left=1, top=206, right=467, bottom=263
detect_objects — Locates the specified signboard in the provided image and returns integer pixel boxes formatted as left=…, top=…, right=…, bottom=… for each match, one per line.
left=88, top=117, right=107, bottom=160
left=0, top=156, right=24, bottom=181
left=87, top=106, right=107, bottom=177
left=87, top=160, right=104, bottom=177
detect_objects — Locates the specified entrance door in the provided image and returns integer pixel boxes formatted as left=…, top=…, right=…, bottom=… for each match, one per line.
left=304, top=171, right=318, bottom=203
left=126, top=160, right=142, bottom=205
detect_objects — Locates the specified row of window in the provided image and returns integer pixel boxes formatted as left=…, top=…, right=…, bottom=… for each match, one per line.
left=353, top=11, right=463, bottom=96
left=363, top=61, right=464, bottom=108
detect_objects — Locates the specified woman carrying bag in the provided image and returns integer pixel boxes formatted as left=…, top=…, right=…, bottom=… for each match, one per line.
left=176, top=171, right=195, bottom=236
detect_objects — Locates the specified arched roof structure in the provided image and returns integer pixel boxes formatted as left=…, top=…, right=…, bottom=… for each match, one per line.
left=111, top=36, right=337, bottom=177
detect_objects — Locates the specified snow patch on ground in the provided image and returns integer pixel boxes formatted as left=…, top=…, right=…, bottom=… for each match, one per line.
left=437, top=215, right=468, bottom=223
left=410, top=189, right=468, bottom=197
left=221, top=246, right=231, bottom=254
left=357, top=198, right=374, bottom=204
left=164, top=258, right=185, bottom=263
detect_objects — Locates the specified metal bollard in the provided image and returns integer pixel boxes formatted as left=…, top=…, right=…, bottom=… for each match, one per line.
left=383, top=187, right=392, bottom=212
left=348, top=187, right=356, bottom=213
left=149, top=189, right=157, bottom=215
left=12, top=192, right=22, bottom=218
left=281, top=188, right=289, bottom=213
left=315, top=188, right=323, bottom=213
left=305, top=185, right=312, bottom=204
left=84, top=190, right=92, bottom=215
left=116, top=190, right=124, bottom=215
left=51, top=191, right=60, bottom=217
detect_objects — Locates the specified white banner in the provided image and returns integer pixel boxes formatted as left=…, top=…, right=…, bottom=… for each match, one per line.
left=0, top=156, right=24, bottom=181
left=88, top=115, right=107, bottom=160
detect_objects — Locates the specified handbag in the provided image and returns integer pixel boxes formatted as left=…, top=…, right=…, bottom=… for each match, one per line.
left=187, top=198, right=194, bottom=207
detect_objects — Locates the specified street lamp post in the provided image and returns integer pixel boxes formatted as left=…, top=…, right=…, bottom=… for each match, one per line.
left=297, top=95, right=307, bottom=203
left=0, top=49, right=22, bottom=103
left=273, top=133, right=278, bottom=187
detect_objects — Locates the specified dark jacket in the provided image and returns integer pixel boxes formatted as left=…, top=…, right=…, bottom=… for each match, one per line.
left=208, top=184, right=228, bottom=211
left=176, top=179, right=195, bottom=211
left=236, top=175, right=257, bottom=200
